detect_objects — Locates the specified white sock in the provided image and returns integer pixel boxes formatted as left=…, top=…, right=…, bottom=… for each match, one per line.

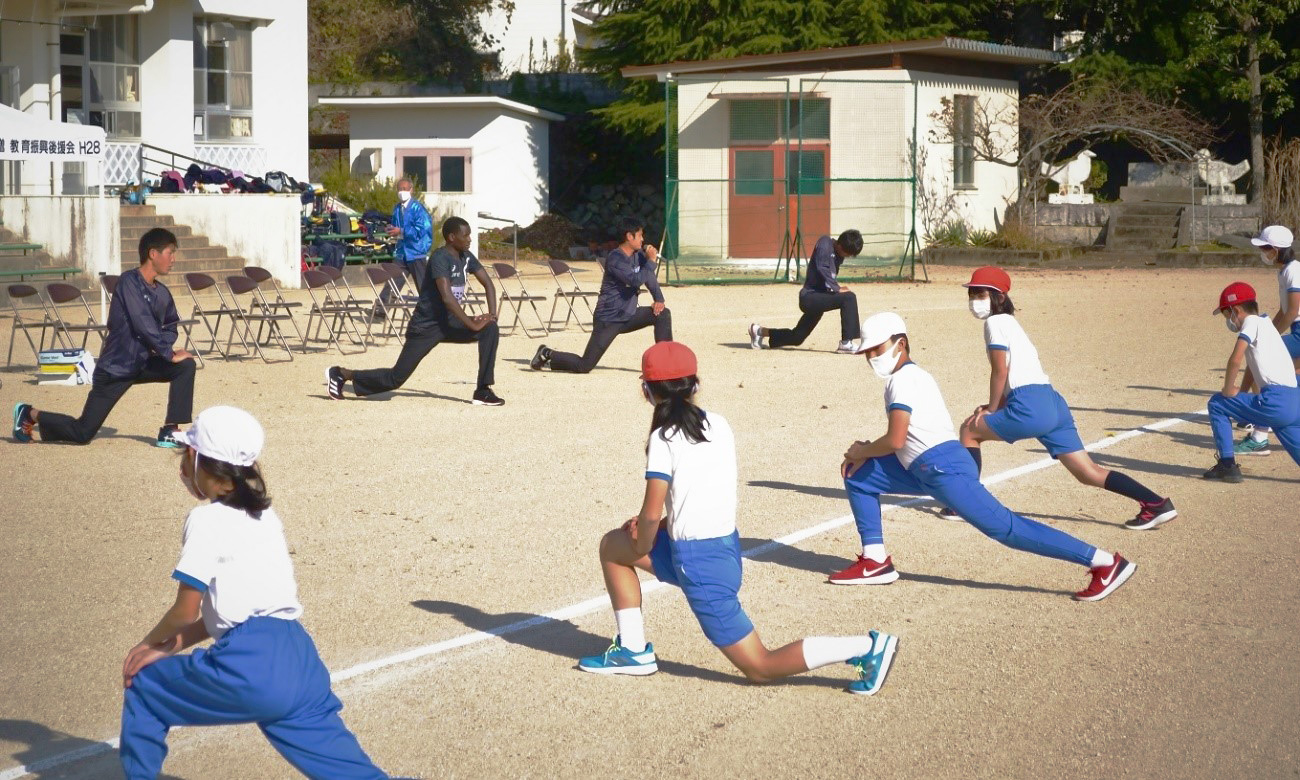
left=1251, top=428, right=1270, bottom=443
left=801, top=635, right=876, bottom=670
left=1090, top=549, right=1115, bottom=569
left=615, top=608, right=646, bottom=652
left=862, top=543, right=888, bottom=561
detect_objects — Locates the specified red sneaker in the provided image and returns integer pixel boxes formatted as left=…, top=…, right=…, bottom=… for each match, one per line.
left=829, top=555, right=899, bottom=585
left=1073, top=553, right=1135, bottom=602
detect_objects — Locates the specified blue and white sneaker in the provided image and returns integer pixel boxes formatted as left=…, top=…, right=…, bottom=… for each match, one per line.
left=578, top=636, right=658, bottom=676
left=846, top=630, right=899, bottom=695
left=13, top=402, right=34, bottom=443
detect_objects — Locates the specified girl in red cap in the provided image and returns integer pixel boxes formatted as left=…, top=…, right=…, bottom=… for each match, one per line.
left=578, top=341, right=900, bottom=695
left=1204, top=281, right=1300, bottom=481
left=957, top=267, right=1177, bottom=530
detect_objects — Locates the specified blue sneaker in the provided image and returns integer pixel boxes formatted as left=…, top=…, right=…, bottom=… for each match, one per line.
left=13, top=402, right=34, bottom=443
left=155, top=425, right=184, bottom=449
left=1233, top=434, right=1270, bottom=456
left=846, top=630, right=899, bottom=695
left=578, top=636, right=658, bottom=676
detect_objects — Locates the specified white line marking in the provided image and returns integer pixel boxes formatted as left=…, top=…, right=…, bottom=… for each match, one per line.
left=0, top=409, right=1207, bottom=779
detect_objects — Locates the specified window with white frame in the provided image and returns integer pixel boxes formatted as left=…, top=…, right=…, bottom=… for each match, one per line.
left=953, top=94, right=976, bottom=188
left=193, top=18, right=253, bottom=142
left=61, top=16, right=141, bottom=139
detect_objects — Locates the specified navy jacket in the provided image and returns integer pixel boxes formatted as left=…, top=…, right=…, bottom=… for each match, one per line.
left=593, top=248, right=665, bottom=323
left=99, top=267, right=180, bottom=378
left=801, top=235, right=843, bottom=295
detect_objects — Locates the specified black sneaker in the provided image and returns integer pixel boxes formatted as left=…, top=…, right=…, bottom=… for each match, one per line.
left=1202, top=461, right=1244, bottom=483
left=938, top=507, right=959, bottom=519
left=156, top=425, right=183, bottom=449
left=472, top=387, right=505, bottom=406
left=326, top=366, right=345, bottom=400
left=1124, top=497, right=1177, bottom=530
left=530, top=345, right=552, bottom=370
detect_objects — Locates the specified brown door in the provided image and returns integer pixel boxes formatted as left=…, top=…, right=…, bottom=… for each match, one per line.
left=788, top=145, right=830, bottom=246
left=728, top=145, right=787, bottom=258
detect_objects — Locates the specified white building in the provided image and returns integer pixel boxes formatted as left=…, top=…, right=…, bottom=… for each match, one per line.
left=622, top=38, right=1062, bottom=263
left=480, top=1, right=600, bottom=75
left=321, top=95, right=562, bottom=231
left=0, top=0, right=308, bottom=194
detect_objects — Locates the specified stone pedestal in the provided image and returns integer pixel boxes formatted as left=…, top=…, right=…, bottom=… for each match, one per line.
left=1204, top=193, right=1247, bottom=205
left=1048, top=193, right=1094, bottom=205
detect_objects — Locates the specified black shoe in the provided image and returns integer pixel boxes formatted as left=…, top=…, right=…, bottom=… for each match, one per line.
left=156, top=425, right=184, bottom=449
left=938, top=507, right=959, bottom=518
left=472, top=387, right=505, bottom=406
left=1201, top=461, right=1243, bottom=483
left=326, top=366, right=345, bottom=400
left=530, top=345, right=552, bottom=370
left=1124, top=497, right=1178, bottom=530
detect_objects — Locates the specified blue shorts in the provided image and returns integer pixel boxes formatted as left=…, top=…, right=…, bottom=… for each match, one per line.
left=649, top=529, right=754, bottom=648
left=1283, top=322, right=1300, bottom=360
left=984, top=384, right=1084, bottom=458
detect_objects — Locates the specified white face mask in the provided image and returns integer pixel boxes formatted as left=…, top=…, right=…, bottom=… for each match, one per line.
left=1225, top=316, right=1241, bottom=333
left=969, top=298, right=992, bottom=320
left=869, top=342, right=902, bottom=378
left=398, top=190, right=412, bottom=203
left=180, top=448, right=206, bottom=500
left=1260, top=251, right=1275, bottom=266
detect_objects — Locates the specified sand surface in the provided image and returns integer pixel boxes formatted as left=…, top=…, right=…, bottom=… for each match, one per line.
left=1, top=265, right=1297, bottom=779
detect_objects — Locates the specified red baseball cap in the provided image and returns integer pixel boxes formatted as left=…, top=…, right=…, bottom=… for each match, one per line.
left=962, top=266, right=1011, bottom=294
left=641, top=341, right=698, bottom=381
left=1213, top=281, right=1256, bottom=314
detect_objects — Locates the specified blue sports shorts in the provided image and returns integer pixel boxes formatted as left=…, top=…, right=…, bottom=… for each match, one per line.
left=1283, top=322, right=1300, bottom=360
left=650, top=528, right=754, bottom=648
left=984, top=383, right=1084, bottom=458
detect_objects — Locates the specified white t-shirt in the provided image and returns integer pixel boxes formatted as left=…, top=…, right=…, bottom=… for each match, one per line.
left=1238, top=314, right=1299, bottom=389
left=173, top=502, right=303, bottom=641
left=983, top=314, right=1051, bottom=390
left=645, top=411, right=737, bottom=541
left=1279, top=261, right=1300, bottom=326
left=883, top=362, right=959, bottom=468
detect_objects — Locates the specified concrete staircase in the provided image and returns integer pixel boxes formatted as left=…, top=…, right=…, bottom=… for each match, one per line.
left=1104, top=202, right=1183, bottom=251
left=120, top=205, right=247, bottom=283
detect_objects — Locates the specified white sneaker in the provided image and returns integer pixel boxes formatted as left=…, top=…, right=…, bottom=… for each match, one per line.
left=748, top=323, right=765, bottom=350
left=836, top=340, right=857, bottom=353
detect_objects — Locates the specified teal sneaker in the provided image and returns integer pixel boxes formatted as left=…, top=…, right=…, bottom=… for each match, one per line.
left=155, top=425, right=184, bottom=449
left=1233, top=435, right=1270, bottom=456
left=13, top=402, right=34, bottom=443
left=578, top=636, right=658, bottom=676
left=846, top=630, right=899, bottom=695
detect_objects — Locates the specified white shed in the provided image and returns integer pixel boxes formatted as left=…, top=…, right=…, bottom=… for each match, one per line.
left=320, top=95, right=563, bottom=229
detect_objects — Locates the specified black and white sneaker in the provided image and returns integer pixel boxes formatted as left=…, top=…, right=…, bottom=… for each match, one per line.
left=530, top=345, right=552, bottom=370
left=748, top=323, right=765, bottom=350
left=1202, top=461, right=1243, bottom=483
left=326, top=366, right=345, bottom=400
left=472, top=387, right=505, bottom=406
left=156, top=425, right=184, bottom=449
left=1124, top=497, right=1178, bottom=530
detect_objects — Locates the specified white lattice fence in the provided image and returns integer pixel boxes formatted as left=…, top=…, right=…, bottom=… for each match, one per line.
left=105, top=142, right=141, bottom=185
left=195, top=144, right=266, bottom=176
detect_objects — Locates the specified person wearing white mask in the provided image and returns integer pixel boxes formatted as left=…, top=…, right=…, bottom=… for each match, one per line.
left=953, top=267, right=1176, bottom=530
left=1235, top=225, right=1300, bottom=455
left=831, top=311, right=1136, bottom=602
left=376, top=177, right=433, bottom=317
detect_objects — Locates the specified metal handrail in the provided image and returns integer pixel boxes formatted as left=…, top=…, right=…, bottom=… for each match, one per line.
left=137, top=142, right=233, bottom=183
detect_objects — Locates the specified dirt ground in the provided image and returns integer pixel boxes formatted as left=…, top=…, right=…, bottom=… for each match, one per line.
left=1, top=265, right=1298, bottom=779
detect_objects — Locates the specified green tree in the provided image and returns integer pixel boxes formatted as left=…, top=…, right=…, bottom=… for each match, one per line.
left=581, top=0, right=993, bottom=137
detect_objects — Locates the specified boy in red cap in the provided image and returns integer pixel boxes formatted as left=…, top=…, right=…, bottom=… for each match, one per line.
left=578, top=341, right=900, bottom=695
left=1204, top=281, right=1300, bottom=481
left=955, top=267, right=1176, bottom=530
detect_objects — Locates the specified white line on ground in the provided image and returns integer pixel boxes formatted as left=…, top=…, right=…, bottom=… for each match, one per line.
left=0, top=409, right=1207, bottom=780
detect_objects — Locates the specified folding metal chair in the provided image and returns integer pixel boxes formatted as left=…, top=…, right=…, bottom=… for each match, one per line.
left=363, top=264, right=410, bottom=344
left=302, top=269, right=367, bottom=354
left=225, top=275, right=296, bottom=362
left=6, top=284, right=55, bottom=366
left=183, top=273, right=242, bottom=358
left=242, top=266, right=307, bottom=348
left=491, top=263, right=550, bottom=338
left=545, top=259, right=600, bottom=332
left=317, top=265, right=376, bottom=342
left=100, top=274, right=206, bottom=368
left=43, top=283, right=110, bottom=351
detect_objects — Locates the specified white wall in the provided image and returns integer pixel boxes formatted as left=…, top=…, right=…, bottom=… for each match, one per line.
left=481, top=1, right=579, bottom=74
left=251, top=1, right=308, bottom=177
left=346, top=106, right=551, bottom=232
left=149, top=193, right=301, bottom=287
left=0, top=195, right=122, bottom=278
left=141, top=0, right=198, bottom=158
left=675, top=68, right=1018, bottom=259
